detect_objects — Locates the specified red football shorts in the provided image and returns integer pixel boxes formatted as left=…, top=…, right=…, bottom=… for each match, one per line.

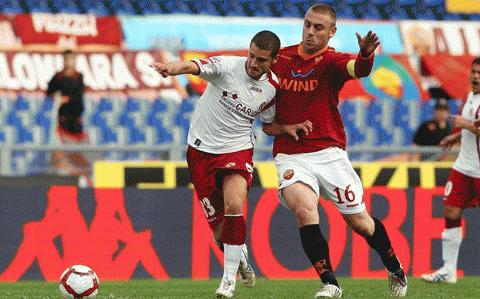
left=444, top=169, right=480, bottom=209
left=186, top=146, right=254, bottom=230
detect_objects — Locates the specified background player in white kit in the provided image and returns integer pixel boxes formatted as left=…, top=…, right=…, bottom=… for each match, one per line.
left=151, top=31, right=311, bottom=298
left=421, top=57, right=480, bottom=284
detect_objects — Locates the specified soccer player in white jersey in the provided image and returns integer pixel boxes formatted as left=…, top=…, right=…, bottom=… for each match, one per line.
left=151, top=31, right=312, bottom=298
left=421, top=57, right=480, bottom=284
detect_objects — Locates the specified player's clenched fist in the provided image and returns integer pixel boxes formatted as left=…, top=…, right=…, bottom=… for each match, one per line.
left=149, top=62, right=172, bottom=78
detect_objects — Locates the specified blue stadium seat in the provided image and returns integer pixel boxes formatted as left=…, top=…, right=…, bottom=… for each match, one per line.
left=448, top=99, right=462, bottom=115
left=357, top=3, right=383, bottom=19
left=250, top=1, right=275, bottom=17
left=152, top=98, right=168, bottom=112
left=81, top=0, right=110, bottom=15
left=98, top=98, right=113, bottom=112
left=14, top=95, right=30, bottom=111
left=424, top=0, right=461, bottom=20
left=0, top=0, right=25, bottom=14
left=125, top=97, right=140, bottom=112
left=170, top=0, right=194, bottom=14
left=135, top=0, right=163, bottom=14
left=225, top=0, right=249, bottom=16
left=25, top=0, right=52, bottom=13
left=195, top=0, right=220, bottom=15
left=278, top=1, right=302, bottom=18
left=109, top=0, right=137, bottom=15
left=52, top=0, right=80, bottom=14
left=421, top=99, right=436, bottom=122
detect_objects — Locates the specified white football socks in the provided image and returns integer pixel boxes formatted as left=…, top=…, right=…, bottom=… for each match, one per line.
left=223, top=243, right=243, bottom=284
left=441, top=227, right=462, bottom=273
left=240, top=244, right=249, bottom=265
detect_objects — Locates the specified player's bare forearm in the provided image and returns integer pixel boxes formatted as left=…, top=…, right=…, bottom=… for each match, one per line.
left=150, top=61, right=200, bottom=77
left=262, top=122, right=283, bottom=136
left=451, top=115, right=480, bottom=136
left=439, top=132, right=461, bottom=150
left=262, top=121, right=312, bottom=141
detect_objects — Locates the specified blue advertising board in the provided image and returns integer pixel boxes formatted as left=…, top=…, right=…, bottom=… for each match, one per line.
left=120, top=15, right=404, bottom=54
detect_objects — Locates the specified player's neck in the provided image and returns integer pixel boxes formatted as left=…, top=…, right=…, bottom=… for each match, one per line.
left=298, top=43, right=329, bottom=59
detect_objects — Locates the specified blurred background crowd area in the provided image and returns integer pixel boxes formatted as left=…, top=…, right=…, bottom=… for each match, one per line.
left=0, top=0, right=479, bottom=177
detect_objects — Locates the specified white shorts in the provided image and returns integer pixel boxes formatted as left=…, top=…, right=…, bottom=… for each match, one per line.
left=275, top=147, right=365, bottom=215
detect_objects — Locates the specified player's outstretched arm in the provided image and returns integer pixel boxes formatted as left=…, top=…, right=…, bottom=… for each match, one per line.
left=356, top=31, right=380, bottom=58
left=149, top=61, right=200, bottom=78
left=439, top=132, right=461, bottom=151
left=262, top=120, right=312, bottom=141
left=450, top=115, right=480, bottom=136
left=347, top=31, right=379, bottom=79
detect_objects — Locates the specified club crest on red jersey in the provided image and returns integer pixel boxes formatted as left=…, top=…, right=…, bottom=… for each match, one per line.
left=225, top=162, right=236, bottom=168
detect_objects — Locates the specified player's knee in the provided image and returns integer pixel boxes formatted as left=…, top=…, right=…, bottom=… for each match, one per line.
left=294, top=204, right=318, bottom=224
left=224, top=199, right=243, bottom=214
left=344, top=213, right=374, bottom=237
left=443, top=206, right=462, bottom=221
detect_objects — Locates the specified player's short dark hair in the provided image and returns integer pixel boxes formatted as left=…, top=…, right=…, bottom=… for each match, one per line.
left=63, top=49, right=74, bottom=57
left=308, top=4, right=337, bottom=26
left=472, top=57, right=480, bottom=66
left=250, top=30, right=281, bottom=58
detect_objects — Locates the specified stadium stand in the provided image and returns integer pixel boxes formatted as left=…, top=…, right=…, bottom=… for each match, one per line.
left=4, top=0, right=476, bottom=19
left=0, top=92, right=465, bottom=171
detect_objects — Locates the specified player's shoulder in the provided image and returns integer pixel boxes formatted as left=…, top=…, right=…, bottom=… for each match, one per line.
left=324, top=47, right=349, bottom=58
left=217, top=55, right=246, bottom=70
left=278, top=44, right=300, bottom=59
left=266, top=70, right=279, bottom=89
left=219, top=55, right=245, bottom=64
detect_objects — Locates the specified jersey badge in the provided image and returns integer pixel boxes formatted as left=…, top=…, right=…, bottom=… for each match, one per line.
left=283, top=169, right=294, bottom=180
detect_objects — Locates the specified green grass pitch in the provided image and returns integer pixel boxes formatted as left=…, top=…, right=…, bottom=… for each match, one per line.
left=1, top=277, right=480, bottom=298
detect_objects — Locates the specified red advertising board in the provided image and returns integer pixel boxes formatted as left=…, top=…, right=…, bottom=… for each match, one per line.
left=0, top=186, right=477, bottom=281
left=12, top=13, right=122, bottom=47
left=0, top=14, right=19, bottom=48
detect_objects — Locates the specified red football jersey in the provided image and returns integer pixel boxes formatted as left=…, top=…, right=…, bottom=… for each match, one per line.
left=270, top=43, right=374, bottom=156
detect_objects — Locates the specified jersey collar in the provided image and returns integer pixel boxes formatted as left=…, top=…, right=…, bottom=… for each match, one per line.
left=297, top=42, right=329, bottom=60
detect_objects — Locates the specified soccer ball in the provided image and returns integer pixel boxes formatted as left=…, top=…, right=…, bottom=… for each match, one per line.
left=59, top=265, right=99, bottom=298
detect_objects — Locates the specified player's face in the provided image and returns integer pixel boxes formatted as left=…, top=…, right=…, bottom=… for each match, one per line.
left=471, top=63, right=480, bottom=94
left=64, top=53, right=76, bottom=70
left=246, top=43, right=277, bottom=80
left=302, top=10, right=336, bottom=54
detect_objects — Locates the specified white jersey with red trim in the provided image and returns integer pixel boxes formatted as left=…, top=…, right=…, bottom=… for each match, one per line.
left=187, top=56, right=278, bottom=154
left=453, top=92, right=480, bottom=178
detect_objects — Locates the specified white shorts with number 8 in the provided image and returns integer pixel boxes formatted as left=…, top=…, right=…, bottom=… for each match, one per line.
left=275, top=147, right=366, bottom=215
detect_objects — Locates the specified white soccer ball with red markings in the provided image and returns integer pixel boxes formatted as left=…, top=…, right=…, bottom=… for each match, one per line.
left=59, top=265, right=99, bottom=298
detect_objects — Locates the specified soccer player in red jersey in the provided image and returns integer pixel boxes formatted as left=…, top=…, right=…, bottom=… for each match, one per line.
left=151, top=31, right=311, bottom=298
left=262, top=4, right=407, bottom=297
left=421, top=58, right=480, bottom=284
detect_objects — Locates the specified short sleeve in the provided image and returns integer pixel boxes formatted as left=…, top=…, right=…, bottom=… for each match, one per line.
left=259, top=103, right=276, bottom=124
left=190, top=56, right=225, bottom=83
